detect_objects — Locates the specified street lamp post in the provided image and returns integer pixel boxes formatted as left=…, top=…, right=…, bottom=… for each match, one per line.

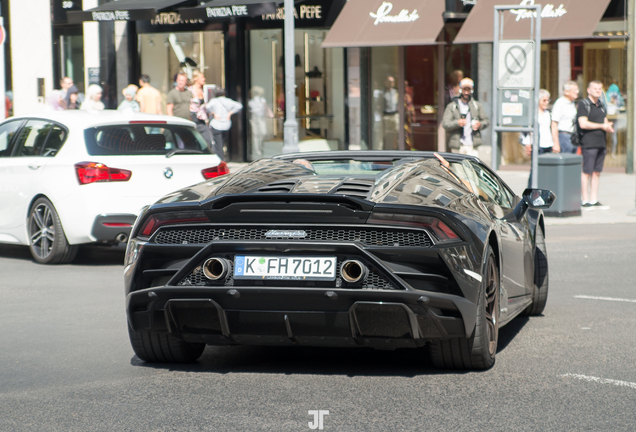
left=282, top=0, right=299, bottom=154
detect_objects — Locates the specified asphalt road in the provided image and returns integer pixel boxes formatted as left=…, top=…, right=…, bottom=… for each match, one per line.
left=1, top=223, right=635, bottom=431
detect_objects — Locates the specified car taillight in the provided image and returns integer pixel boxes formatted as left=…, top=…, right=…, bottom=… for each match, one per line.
left=75, top=162, right=132, bottom=185
left=367, top=212, right=460, bottom=242
left=202, top=161, right=229, bottom=179
left=139, top=210, right=209, bottom=238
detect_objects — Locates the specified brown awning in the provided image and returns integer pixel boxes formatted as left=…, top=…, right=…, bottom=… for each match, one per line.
left=322, top=0, right=444, bottom=48
left=454, top=0, right=612, bottom=44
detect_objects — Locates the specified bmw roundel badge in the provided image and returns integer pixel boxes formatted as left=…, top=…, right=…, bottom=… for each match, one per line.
left=164, top=167, right=174, bottom=179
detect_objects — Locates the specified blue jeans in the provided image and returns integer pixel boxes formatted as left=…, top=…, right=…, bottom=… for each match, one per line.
left=527, top=146, right=553, bottom=188
left=558, top=132, right=576, bottom=154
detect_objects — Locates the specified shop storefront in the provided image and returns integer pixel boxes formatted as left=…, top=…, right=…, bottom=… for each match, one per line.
left=69, top=0, right=346, bottom=162
left=323, top=0, right=448, bottom=152
left=454, top=0, right=629, bottom=170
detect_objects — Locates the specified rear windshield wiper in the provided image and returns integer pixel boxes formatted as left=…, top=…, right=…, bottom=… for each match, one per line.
left=166, top=149, right=205, bottom=158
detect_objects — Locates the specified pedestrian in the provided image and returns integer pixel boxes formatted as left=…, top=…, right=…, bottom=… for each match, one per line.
left=188, top=70, right=214, bottom=151
left=60, top=85, right=80, bottom=110
left=442, top=77, right=490, bottom=158
left=206, top=87, right=243, bottom=161
left=248, top=85, right=268, bottom=160
left=382, top=76, right=399, bottom=150
left=550, top=81, right=579, bottom=154
left=578, top=80, right=614, bottom=208
left=445, top=69, right=463, bottom=106
left=80, top=84, right=104, bottom=112
left=59, top=76, right=74, bottom=100
left=167, top=72, right=192, bottom=120
left=118, top=85, right=140, bottom=113
left=136, top=75, right=163, bottom=115
left=46, top=90, right=64, bottom=111
left=522, top=89, right=558, bottom=187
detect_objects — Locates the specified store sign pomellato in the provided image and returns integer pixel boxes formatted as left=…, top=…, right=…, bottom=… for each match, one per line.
left=510, top=0, right=567, bottom=21
left=369, top=2, right=419, bottom=25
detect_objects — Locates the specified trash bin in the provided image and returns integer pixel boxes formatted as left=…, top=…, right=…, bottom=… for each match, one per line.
left=537, top=153, right=582, bottom=217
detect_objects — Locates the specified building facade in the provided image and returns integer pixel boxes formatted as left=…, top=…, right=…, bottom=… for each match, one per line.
left=5, top=0, right=635, bottom=173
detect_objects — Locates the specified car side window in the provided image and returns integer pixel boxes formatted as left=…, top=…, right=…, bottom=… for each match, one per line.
left=468, top=162, right=513, bottom=209
left=13, top=120, right=54, bottom=157
left=41, top=124, right=67, bottom=157
left=0, top=120, right=24, bottom=157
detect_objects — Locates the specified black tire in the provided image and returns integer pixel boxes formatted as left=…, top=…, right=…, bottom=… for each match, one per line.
left=128, top=325, right=205, bottom=363
left=28, top=197, right=78, bottom=264
left=524, top=226, right=549, bottom=316
left=429, top=247, right=500, bottom=370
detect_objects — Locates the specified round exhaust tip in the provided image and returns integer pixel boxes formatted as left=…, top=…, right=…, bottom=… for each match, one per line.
left=340, top=260, right=368, bottom=284
left=115, top=233, right=128, bottom=243
left=202, top=258, right=230, bottom=280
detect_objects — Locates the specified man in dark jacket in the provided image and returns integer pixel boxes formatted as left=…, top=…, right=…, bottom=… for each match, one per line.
left=442, top=78, right=490, bottom=157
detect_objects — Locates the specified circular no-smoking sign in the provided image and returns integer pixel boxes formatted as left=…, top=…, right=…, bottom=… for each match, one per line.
left=505, top=45, right=527, bottom=75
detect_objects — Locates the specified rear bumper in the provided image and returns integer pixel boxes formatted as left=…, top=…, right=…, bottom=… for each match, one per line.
left=126, top=286, right=476, bottom=349
left=91, top=214, right=137, bottom=242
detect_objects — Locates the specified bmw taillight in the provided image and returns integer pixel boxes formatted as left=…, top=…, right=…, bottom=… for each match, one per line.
left=202, top=161, right=229, bottom=179
left=367, top=212, right=460, bottom=242
left=75, top=162, right=132, bottom=185
left=139, top=210, right=209, bottom=238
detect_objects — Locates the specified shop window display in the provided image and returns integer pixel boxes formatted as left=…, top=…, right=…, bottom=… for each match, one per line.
left=139, top=31, right=225, bottom=103
left=248, top=29, right=345, bottom=160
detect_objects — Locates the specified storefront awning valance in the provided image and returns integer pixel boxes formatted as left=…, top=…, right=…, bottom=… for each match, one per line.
left=67, top=0, right=195, bottom=24
left=454, top=0, right=612, bottom=44
left=321, top=0, right=444, bottom=48
left=178, top=0, right=277, bottom=21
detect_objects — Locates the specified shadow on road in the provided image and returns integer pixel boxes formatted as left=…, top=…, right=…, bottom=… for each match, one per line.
left=497, top=315, right=530, bottom=353
left=0, top=244, right=125, bottom=266
left=131, top=345, right=453, bottom=377
left=130, top=316, right=534, bottom=376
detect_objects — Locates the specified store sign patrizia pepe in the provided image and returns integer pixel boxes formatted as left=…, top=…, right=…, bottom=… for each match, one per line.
left=369, top=2, right=419, bottom=25
left=206, top=5, right=249, bottom=18
left=151, top=12, right=204, bottom=25
left=91, top=10, right=130, bottom=21
left=510, top=0, right=567, bottom=21
left=261, top=5, right=323, bottom=20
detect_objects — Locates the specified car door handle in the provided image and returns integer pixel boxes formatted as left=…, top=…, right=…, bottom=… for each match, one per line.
left=28, top=165, right=41, bottom=170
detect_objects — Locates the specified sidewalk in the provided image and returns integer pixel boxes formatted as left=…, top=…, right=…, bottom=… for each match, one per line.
left=496, top=168, right=636, bottom=225
left=227, top=162, right=636, bottom=225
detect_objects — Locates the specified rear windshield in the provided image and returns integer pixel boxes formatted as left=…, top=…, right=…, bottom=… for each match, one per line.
left=309, top=159, right=403, bottom=175
left=84, top=124, right=212, bottom=156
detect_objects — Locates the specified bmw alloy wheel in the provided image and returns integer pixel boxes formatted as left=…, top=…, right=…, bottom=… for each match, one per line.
left=30, top=201, right=56, bottom=260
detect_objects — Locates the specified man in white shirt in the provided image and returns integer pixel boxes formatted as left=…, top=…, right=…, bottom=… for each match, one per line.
left=550, top=81, right=579, bottom=154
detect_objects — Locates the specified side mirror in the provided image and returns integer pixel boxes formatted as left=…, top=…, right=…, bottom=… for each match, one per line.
left=513, top=189, right=556, bottom=220
left=522, top=188, right=556, bottom=209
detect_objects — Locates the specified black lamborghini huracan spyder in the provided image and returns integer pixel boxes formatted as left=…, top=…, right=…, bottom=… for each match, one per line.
left=124, top=151, right=555, bottom=370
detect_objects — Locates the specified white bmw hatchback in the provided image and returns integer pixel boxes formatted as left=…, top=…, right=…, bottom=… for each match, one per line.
left=0, top=110, right=228, bottom=264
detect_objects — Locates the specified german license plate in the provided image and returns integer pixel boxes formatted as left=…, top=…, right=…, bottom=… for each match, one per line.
left=233, top=256, right=337, bottom=281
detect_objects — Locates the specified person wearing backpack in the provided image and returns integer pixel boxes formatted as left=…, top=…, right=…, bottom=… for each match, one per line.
left=551, top=81, right=579, bottom=154
left=578, top=80, right=614, bottom=208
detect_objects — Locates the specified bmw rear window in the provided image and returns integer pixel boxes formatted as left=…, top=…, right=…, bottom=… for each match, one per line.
left=84, top=124, right=212, bottom=156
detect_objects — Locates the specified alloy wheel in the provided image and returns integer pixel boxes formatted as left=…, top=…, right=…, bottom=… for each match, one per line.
left=30, top=203, right=56, bottom=260
left=484, top=257, right=500, bottom=356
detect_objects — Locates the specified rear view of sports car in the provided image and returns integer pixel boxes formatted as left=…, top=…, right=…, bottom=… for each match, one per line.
left=124, top=151, right=555, bottom=370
